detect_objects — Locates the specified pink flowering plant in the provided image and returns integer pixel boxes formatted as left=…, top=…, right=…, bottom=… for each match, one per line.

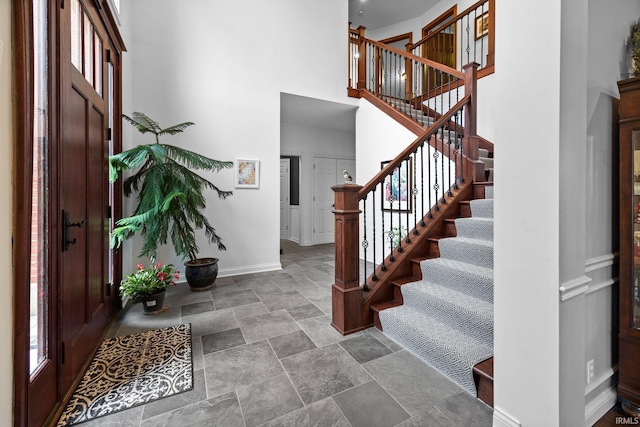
left=119, top=262, right=180, bottom=300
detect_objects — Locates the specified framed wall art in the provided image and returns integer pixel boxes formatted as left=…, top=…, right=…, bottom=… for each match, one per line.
left=475, top=12, right=489, bottom=40
left=381, top=159, right=412, bottom=212
left=235, top=159, right=260, bottom=188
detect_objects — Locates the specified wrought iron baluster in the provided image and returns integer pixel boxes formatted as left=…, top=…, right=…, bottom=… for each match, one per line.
left=372, top=188, right=377, bottom=281
left=421, top=144, right=427, bottom=224
left=388, top=183, right=395, bottom=262
left=405, top=157, right=412, bottom=243
left=466, top=15, right=471, bottom=65
left=454, top=110, right=460, bottom=189
left=433, top=136, right=440, bottom=212
left=362, top=196, right=368, bottom=290
left=396, top=162, right=403, bottom=253
left=380, top=181, right=387, bottom=271
left=413, top=151, right=419, bottom=234
left=459, top=106, right=465, bottom=184
left=440, top=126, right=446, bottom=204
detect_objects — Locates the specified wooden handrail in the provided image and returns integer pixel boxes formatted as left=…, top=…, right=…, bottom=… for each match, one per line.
left=358, top=95, right=470, bottom=197
left=364, top=37, right=465, bottom=80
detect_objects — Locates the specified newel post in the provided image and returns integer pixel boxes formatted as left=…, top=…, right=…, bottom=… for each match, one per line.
left=463, top=62, right=484, bottom=181
left=331, top=184, right=365, bottom=335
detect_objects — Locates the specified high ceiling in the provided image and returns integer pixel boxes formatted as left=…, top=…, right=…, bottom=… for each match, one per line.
left=348, top=0, right=438, bottom=31
left=281, top=1, right=437, bottom=133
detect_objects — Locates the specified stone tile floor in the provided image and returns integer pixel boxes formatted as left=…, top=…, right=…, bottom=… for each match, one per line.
left=92, top=240, right=492, bottom=426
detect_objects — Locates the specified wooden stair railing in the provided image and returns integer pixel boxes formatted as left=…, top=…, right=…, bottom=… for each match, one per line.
left=332, top=61, right=483, bottom=335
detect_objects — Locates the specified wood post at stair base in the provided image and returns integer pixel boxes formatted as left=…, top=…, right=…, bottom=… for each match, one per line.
left=332, top=184, right=365, bottom=335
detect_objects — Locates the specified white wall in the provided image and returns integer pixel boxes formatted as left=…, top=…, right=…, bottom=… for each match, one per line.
left=281, top=121, right=355, bottom=246
left=125, top=0, right=352, bottom=276
left=493, top=0, right=562, bottom=425
left=0, top=0, right=13, bottom=424
left=583, top=1, right=640, bottom=424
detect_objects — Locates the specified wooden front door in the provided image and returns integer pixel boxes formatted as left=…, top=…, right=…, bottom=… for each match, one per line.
left=18, top=1, right=124, bottom=425
left=58, top=0, right=118, bottom=393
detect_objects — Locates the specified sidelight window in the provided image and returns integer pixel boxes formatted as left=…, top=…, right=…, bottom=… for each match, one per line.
left=30, top=0, right=49, bottom=376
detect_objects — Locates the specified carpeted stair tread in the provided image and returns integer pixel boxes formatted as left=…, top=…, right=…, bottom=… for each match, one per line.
left=437, top=236, right=493, bottom=269
left=478, top=148, right=489, bottom=158
left=454, top=217, right=494, bottom=241
left=379, top=305, right=493, bottom=395
left=400, top=281, right=493, bottom=342
left=420, top=257, right=493, bottom=303
left=470, top=199, right=493, bottom=218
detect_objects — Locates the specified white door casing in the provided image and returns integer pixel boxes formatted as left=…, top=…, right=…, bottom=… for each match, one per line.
left=280, top=158, right=290, bottom=239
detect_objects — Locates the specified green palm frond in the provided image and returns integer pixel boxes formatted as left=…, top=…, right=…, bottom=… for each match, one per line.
left=110, top=112, right=233, bottom=261
left=164, top=144, right=233, bottom=171
left=159, top=122, right=195, bottom=136
left=124, top=112, right=163, bottom=135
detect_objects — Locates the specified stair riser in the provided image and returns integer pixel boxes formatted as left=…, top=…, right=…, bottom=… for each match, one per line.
left=411, top=259, right=423, bottom=278
left=444, top=220, right=457, bottom=237
left=428, top=239, right=441, bottom=257
left=459, top=203, right=472, bottom=217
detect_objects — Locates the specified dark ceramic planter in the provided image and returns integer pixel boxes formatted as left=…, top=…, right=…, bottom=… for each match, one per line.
left=141, top=290, right=166, bottom=314
left=184, top=257, right=219, bottom=291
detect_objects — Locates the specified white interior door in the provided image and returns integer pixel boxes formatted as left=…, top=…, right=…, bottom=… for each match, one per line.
left=280, top=158, right=290, bottom=239
left=313, top=157, right=337, bottom=244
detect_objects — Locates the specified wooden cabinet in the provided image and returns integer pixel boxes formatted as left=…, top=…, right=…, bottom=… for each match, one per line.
left=618, top=76, right=640, bottom=417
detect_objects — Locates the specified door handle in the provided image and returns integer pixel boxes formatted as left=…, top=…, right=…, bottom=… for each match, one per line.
left=62, top=209, right=87, bottom=252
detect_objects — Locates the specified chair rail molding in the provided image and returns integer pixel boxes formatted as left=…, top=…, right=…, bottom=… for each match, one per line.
left=559, top=275, right=592, bottom=302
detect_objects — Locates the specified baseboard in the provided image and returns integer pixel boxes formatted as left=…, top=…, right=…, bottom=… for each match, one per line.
left=585, top=386, right=617, bottom=427
left=585, top=365, right=618, bottom=396
left=218, top=262, right=282, bottom=277
left=493, top=407, right=522, bottom=427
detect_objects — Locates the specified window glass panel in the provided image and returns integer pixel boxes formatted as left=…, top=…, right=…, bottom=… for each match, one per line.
left=70, top=0, right=81, bottom=71
left=83, top=14, right=93, bottom=85
left=94, top=34, right=102, bottom=96
left=31, top=0, right=49, bottom=376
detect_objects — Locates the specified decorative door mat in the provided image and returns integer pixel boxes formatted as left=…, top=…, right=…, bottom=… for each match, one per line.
left=57, top=324, right=193, bottom=426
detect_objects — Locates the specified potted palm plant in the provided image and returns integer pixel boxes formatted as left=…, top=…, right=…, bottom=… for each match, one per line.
left=110, top=112, right=233, bottom=291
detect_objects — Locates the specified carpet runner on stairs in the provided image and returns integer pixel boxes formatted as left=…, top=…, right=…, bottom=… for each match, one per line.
left=379, top=185, right=494, bottom=396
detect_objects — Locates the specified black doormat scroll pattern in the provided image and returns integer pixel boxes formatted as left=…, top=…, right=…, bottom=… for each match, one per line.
left=57, top=323, right=193, bottom=426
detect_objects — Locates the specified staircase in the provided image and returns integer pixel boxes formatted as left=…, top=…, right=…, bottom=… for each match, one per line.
left=336, top=20, right=496, bottom=407
left=373, top=184, right=494, bottom=402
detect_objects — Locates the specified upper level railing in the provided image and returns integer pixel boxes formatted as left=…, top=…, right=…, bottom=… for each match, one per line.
left=409, top=0, right=494, bottom=76
left=349, top=0, right=494, bottom=97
